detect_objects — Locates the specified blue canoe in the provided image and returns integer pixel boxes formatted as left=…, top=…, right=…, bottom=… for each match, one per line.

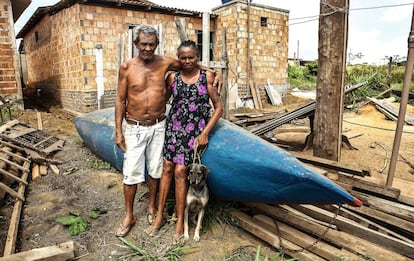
left=74, top=107, right=361, bottom=206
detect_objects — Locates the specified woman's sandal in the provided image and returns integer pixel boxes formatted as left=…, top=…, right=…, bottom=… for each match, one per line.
left=146, top=212, right=156, bottom=225
left=172, top=234, right=185, bottom=245
left=144, top=220, right=165, bottom=237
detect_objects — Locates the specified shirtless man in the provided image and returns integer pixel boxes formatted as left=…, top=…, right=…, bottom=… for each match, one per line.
left=114, top=24, right=219, bottom=237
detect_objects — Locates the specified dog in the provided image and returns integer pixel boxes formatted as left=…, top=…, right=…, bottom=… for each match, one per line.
left=184, top=163, right=210, bottom=242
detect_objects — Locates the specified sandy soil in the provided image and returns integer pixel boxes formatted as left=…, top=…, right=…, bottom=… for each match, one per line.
left=0, top=95, right=413, bottom=260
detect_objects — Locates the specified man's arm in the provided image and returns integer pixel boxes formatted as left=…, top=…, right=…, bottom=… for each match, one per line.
left=166, top=57, right=222, bottom=89
left=165, top=72, right=176, bottom=101
left=114, top=62, right=128, bottom=153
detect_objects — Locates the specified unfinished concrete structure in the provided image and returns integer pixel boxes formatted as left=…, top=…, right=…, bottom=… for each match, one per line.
left=16, top=0, right=289, bottom=113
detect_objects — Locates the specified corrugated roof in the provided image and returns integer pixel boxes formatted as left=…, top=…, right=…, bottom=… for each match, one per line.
left=16, top=0, right=213, bottom=38
left=12, top=0, right=31, bottom=22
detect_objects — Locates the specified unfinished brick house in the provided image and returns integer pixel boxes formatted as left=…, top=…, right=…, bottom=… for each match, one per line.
left=16, top=0, right=289, bottom=113
left=0, top=0, right=31, bottom=110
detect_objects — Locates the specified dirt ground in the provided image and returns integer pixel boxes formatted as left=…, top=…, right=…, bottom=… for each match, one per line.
left=1, top=95, right=414, bottom=260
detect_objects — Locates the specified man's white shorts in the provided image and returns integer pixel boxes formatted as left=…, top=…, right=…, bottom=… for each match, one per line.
left=122, top=119, right=165, bottom=185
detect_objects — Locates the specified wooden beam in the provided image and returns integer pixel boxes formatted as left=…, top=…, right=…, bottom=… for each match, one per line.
left=343, top=204, right=414, bottom=240
left=314, top=0, right=349, bottom=160
left=0, top=168, right=28, bottom=185
left=294, top=204, right=414, bottom=258
left=254, top=214, right=360, bottom=260
left=337, top=175, right=400, bottom=199
left=230, top=209, right=323, bottom=260
left=3, top=161, right=29, bottom=256
left=0, top=182, right=24, bottom=201
left=243, top=202, right=410, bottom=260
left=293, top=153, right=370, bottom=176
left=1, top=241, right=74, bottom=260
left=351, top=191, right=414, bottom=222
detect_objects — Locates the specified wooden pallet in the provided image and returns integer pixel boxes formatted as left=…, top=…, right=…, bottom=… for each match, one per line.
left=0, top=120, right=64, bottom=156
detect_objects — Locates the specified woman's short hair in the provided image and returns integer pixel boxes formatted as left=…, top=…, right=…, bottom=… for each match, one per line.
left=177, top=40, right=200, bottom=57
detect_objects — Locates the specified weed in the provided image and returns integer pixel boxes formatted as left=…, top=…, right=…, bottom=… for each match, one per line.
left=87, top=158, right=113, bottom=170
left=117, top=237, right=196, bottom=260
left=222, top=245, right=290, bottom=261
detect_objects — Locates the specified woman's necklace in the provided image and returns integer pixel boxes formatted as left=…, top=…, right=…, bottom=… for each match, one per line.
left=181, top=69, right=200, bottom=84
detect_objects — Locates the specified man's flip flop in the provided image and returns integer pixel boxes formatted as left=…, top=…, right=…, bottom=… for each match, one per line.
left=115, top=220, right=136, bottom=237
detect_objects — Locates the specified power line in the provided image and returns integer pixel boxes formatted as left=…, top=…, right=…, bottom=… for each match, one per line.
left=289, top=2, right=413, bottom=26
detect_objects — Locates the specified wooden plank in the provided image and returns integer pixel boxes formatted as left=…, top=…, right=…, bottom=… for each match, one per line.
left=49, top=164, right=60, bottom=175
left=0, top=155, right=30, bottom=172
left=31, top=163, right=40, bottom=181
left=3, top=161, right=29, bottom=256
left=326, top=205, right=414, bottom=244
left=293, top=204, right=414, bottom=258
left=343, top=204, right=414, bottom=241
left=0, top=120, right=19, bottom=133
left=0, top=168, right=28, bottom=185
left=230, top=209, right=324, bottom=261
left=0, top=140, right=26, bottom=152
left=254, top=214, right=360, bottom=260
left=39, top=164, right=48, bottom=176
left=293, top=153, right=371, bottom=176
left=368, top=97, right=414, bottom=125
left=0, top=182, right=24, bottom=201
left=337, top=175, right=401, bottom=199
left=0, top=147, right=31, bottom=163
left=351, top=191, right=414, bottom=222
left=243, top=202, right=410, bottom=261
left=42, top=139, right=65, bottom=154
left=1, top=241, right=74, bottom=260
left=36, top=111, right=43, bottom=130
left=399, top=194, right=414, bottom=207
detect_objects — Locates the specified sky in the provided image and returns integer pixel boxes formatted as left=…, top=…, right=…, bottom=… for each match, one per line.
left=14, top=0, right=414, bottom=65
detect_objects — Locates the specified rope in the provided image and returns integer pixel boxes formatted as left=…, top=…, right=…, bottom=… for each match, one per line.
left=192, top=142, right=207, bottom=165
left=274, top=204, right=342, bottom=257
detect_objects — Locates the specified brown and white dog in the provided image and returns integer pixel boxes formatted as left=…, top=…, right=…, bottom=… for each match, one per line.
left=184, top=163, right=210, bottom=242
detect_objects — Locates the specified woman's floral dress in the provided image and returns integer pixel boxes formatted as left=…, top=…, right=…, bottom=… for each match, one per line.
left=164, top=70, right=211, bottom=166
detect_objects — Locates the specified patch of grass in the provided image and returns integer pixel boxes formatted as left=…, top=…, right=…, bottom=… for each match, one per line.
left=87, top=158, right=113, bottom=170
left=202, top=200, right=235, bottom=232
left=222, top=245, right=290, bottom=261
left=117, top=236, right=196, bottom=260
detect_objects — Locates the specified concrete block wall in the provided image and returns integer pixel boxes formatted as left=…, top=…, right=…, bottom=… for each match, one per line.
left=23, top=3, right=205, bottom=113
left=0, top=0, right=18, bottom=95
left=213, top=1, right=289, bottom=108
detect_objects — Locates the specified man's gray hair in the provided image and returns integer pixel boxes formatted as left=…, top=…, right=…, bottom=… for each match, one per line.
left=133, top=24, right=159, bottom=45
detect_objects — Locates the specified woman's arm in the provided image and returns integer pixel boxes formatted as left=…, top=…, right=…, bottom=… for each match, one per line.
left=196, top=70, right=223, bottom=146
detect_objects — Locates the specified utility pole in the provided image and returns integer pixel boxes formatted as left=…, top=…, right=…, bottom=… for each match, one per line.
left=314, top=0, right=349, bottom=161
left=387, top=5, right=414, bottom=187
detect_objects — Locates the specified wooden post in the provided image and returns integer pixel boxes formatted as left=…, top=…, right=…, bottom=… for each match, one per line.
left=387, top=5, right=414, bottom=187
left=175, top=18, right=187, bottom=42
left=313, top=0, right=349, bottom=161
left=221, top=27, right=229, bottom=120
left=202, top=12, right=210, bottom=67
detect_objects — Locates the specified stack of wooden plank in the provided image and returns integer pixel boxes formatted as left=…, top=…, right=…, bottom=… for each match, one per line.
left=230, top=172, right=414, bottom=260
left=0, top=120, right=64, bottom=257
left=368, top=97, right=414, bottom=125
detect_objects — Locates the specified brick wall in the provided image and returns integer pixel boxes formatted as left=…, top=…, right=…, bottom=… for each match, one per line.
left=22, top=1, right=289, bottom=112
left=213, top=1, right=289, bottom=108
left=0, top=0, right=19, bottom=97
left=23, top=3, right=205, bottom=113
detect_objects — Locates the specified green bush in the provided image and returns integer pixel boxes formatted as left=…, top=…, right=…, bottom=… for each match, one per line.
left=288, top=62, right=412, bottom=104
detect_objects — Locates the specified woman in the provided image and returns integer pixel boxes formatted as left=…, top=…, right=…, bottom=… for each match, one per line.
left=146, top=40, right=223, bottom=243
